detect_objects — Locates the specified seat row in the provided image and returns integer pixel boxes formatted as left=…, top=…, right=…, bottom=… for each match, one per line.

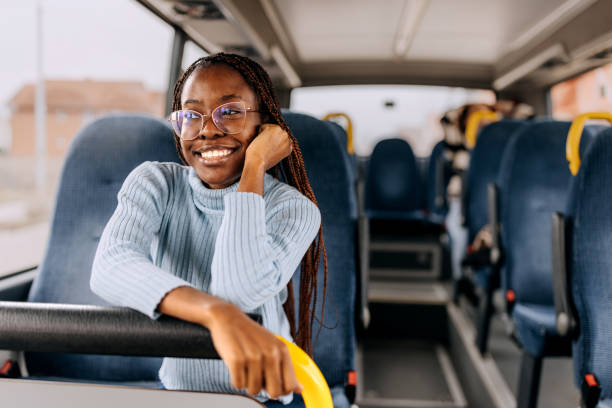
left=457, top=114, right=612, bottom=408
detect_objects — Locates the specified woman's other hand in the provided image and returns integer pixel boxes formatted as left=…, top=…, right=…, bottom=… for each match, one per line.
left=245, top=124, right=293, bottom=171
left=158, top=286, right=302, bottom=399
left=206, top=301, right=303, bottom=398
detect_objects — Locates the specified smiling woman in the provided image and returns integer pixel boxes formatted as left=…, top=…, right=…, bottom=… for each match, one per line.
left=89, top=53, right=327, bottom=406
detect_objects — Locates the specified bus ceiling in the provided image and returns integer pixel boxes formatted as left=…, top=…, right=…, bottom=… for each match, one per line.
left=139, top=0, right=612, bottom=97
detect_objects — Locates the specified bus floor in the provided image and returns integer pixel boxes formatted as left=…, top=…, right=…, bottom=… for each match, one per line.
left=460, top=296, right=580, bottom=408
left=357, top=286, right=579, bottom=408
left=356, top=296, right=469, bottom=408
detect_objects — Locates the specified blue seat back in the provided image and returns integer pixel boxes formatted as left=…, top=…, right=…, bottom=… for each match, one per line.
left=567, top=127, right=612, bottom=397
left=497, top=121, right=599, bottom=305
left=365, top=138, right=423, bottom=218
left=464, top=120, right=526, bottom=242
left=283, top=112, right=356, bottom=389
left=27, top=114, right=181, bottom=381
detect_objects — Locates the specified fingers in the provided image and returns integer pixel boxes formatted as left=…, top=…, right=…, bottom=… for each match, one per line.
left=263, top=344, right=283, bottom=399
left=280, top=344, right=302, bottom=395
left=227, top=353, right=247, bottom=391
left=245, top=345, right=264, bottom=396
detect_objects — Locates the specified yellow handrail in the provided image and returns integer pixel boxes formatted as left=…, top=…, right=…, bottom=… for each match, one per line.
left=322, top=112, right=354, bottom=154
left=277, top=336, right=333, bottom=408
left=465, top=110, right=500, bottom=149
left=566, top=112, right=612, bottom=175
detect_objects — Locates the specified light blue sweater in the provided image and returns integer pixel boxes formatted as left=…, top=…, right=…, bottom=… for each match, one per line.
left=91, top=161, right=321, bottom=403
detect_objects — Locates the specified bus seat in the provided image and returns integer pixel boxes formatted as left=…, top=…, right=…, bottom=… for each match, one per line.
left=25, top=114, right=181, bottom=382
left=426, top=140, right=451, bottom=222
left=495, top=120, right=600, bottom=408
left=456, top=120, right=526, bottom=354
left=283, top=111, right=357, bottom=408
left=562, top=127, right=612, bottom=407
left=365, top=138, right=424, bottom=220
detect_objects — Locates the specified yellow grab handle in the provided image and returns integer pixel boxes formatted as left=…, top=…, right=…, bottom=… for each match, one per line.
left=323, top=112, right=355, bottom=154
left=566, top=112, right=612, bottom=175
left=465, top=110, right=500, bottom=149
left=276, top=336, right=333, bottom=408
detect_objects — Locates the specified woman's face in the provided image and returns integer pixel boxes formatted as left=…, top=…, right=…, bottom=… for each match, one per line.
left=179, top=64, right=261, bottom=189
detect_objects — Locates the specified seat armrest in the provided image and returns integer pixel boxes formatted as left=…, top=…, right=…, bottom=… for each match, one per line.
left=358, top=215, right=370, bottom=329
left=551, top=213, right=577, bottom=337
left=0, top=301, right=260, bottom=359
left=487, top=183, right=502, bottom=266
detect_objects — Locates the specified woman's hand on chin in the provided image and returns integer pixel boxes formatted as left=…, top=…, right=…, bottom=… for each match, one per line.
left=245, top=124, right=293, bottom=170
left=206, top=301, right=303, bottom=399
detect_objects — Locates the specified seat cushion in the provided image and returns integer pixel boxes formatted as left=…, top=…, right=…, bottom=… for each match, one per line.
left=513, top=303, right=571, bottom=357
left=264, top=385, right=349, bottom=408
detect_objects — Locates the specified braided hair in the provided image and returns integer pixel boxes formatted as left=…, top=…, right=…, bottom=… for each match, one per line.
left=171, top=52, right=327, bottom=356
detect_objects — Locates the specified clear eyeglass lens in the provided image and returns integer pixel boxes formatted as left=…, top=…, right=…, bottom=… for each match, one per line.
left=178, top=110, right=203, bottom=140
left=213, top=102, right=246, bottom=134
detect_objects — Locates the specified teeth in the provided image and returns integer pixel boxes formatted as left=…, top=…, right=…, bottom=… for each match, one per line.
left=199, top=149, right=232, bottom=159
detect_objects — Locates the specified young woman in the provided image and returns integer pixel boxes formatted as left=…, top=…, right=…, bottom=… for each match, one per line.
left=90, top=53, right=327, bottom=405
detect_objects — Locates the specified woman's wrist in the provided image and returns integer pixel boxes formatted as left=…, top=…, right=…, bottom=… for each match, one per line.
left=237, top=154, right=266, bottom=195
left=202, top=300, right=242, bottom=329
left=243, top=153, right=266, bottom=173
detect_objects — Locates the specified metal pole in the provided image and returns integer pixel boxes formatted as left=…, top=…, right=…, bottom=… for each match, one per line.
left=35, top=1, right=47, bottom=191
left=165, top=29, right=186, bottom=117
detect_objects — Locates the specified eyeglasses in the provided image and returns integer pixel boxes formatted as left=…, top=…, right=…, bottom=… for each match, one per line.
left=169, top=101, right=259, bottom=140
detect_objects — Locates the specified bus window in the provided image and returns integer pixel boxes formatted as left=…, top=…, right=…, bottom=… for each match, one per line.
left=291, top=85, right=495, bottom=157
left=182, top=41, right=208, bottom=71
left=0, top=0, right=173, bottom=277
left=551, top=62, right=612, bottom=120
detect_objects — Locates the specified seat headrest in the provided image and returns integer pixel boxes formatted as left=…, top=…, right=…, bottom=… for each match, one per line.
left=62, top=114, right=180, bottom=183
left=283, top=111, right=354, bottom=222
left=365, top=138, right=422, bottom=214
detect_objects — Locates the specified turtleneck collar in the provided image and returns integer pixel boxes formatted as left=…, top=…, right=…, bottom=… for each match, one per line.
left=187, top=166, right=277, bottom=213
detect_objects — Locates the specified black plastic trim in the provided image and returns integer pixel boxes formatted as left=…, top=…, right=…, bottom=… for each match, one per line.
left=0, top=301, right=261, bottom=359
left=551, top=212, right=577, bottom=337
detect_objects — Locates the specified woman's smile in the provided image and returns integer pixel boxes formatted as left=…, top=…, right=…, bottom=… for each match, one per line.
left=192, top=143, right=240, bottom=165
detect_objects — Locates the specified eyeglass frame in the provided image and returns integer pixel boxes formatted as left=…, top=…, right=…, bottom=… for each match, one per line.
left=168, top=101, right=260, bottom=140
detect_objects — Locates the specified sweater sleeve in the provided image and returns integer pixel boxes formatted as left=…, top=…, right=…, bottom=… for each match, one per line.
left=209, top=190, right=321, bottom=311
left=90, top=162, right=193, bottom=319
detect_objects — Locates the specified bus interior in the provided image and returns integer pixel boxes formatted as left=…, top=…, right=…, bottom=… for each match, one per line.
left=2, top=1, right=612, bottom=407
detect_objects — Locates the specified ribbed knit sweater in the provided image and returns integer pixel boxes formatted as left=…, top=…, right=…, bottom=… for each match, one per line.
left=90, top=161, right=321, bottom=404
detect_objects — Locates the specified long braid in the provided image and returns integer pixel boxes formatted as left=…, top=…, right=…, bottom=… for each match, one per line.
left=170, top=53, right=328, bottom=356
